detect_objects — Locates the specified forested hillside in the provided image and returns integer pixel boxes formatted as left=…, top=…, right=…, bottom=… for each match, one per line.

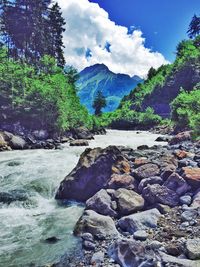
left=0, top=1, right=93, bottom=135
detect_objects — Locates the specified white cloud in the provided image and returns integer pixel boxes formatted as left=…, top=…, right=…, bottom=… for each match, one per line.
left=58, top=0, right=169, bottom=78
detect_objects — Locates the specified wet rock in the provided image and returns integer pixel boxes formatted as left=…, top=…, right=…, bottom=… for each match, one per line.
left=114, top=188, right=144, bottom=216
left=164, top=172, right=190, bottom=195
left=186, top=238, right=200, bottom=260
left=86, top=189, right=117, bottom=217
left=142, top=184, right=179, bottom=207
left=169, top=131, right=191, bottom=145
left=45, top=236, right=60, bottom=244
left=134, top=163, right=160, bottom=180
left=138, top=176, right=163, bottom=193
left=69, top=140, right=89, bottom=146
left=0, top=189, right=29, bottom=204
left=70, top=127, right=94, bottom=140
left=182, top=167, right=200, bottom=189
left=137, top=145, right=149, bottom=150
left=155, top=136, right=170, bottom=142
left=118, top=208, right=161, bottom=234
left=74, top=210, right=119, bottom=240
left=133, top=230, right=148, bottom=241
left=55, top=146, right=123, bottom=201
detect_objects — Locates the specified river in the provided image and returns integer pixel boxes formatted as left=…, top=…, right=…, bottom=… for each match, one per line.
left=0, top=130, right=167, bottom=267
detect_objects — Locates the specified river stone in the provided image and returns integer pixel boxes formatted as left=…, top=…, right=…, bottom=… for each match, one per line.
left=191, top=189, right=200, bottom=208
left=164, top=172, right=190, bottom=195
left=142, top=184, right=179, bottom=207
left=9, top=135, right=26, bottom=150
left=186, top=239, right=200, bottom=260
left=91, top=251, right=105, bottom=266
left=69, top=140, right=89, bottom=146
left=107, top=173, right=136, bottom=190
left=118, top=208, right=161, bottom=234
left=180, top=195, right=192, bottom=205
left=134, top=163, right=160, bottom=180
left=138, top=176, right=163, bottom=193
left=182, top=167, right=200, bottom=189
left=74, top=210, right=119, bottom=240
left=55, top=146, right=123, bottom=201
left=0, top=189, right=29, bottom=204
left=114, top=188, right=144, bottom=216
left=133, top=230, right=148, bottom=241
left=181, top=210, right=198, bottom=222
left=86, top=189, right=117, bottom=217
left=169, top=131, right=191, bottom=145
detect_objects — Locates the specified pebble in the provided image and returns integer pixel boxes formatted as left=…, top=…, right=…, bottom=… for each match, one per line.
left=133, top=230, right=148, bottom=241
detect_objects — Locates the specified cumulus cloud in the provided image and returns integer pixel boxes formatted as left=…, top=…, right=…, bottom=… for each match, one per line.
left=58, top=0, right=169, bottom=78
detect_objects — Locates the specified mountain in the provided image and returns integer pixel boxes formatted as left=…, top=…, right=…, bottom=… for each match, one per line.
left=76, top=64, right=143, bottom=113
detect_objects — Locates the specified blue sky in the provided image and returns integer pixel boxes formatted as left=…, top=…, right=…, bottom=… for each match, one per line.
left=89, top=0, right=200, bottom=61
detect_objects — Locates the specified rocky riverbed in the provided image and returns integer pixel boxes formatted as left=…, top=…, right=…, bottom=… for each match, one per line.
left=55, top=131, right=200, bottom=267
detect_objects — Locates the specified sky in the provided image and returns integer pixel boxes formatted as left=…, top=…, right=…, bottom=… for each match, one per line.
left=58, top=0, right=200, bottom=78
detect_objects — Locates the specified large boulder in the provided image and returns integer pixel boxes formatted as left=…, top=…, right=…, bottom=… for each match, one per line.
left=138, top=176, right=163, bottom=193
left=133, top=163, right=160, bottom=180
left=70, top=127, right=94, bottom=140
left=114, top=188, right=144, bottom=216
left=163, top=172, right=191, bottom=195
left=0, top=132, right=9, bottom=151
left=107, top=173, right=136, bottom=190
left=86, top=189, right=117, bottom=217
left=169, top=131, right=191, bottom=145
left=74, top=210, right=119, bottom=240
left=9, top=135, right=27, bottom=149
left=182, top=167, right=200, bottom=189
left=55, top=146, right=126, bottom=201
left=186, top=239, right=200, bottom=260
left=118, top=208, right=161, bottom=234
left=142, top=184, right=179, bottom=207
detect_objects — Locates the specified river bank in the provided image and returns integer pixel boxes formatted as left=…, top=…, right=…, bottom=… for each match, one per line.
left=54, top=131, right=200, bottom=267
left=0, top=130, right=166, bottom=267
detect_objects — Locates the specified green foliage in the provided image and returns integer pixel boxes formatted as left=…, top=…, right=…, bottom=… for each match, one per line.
left=92, top=90, right=107, bottom=116
left=171, top=84, right=200, bottom=137
left=0, top=48, right=91, bottom=132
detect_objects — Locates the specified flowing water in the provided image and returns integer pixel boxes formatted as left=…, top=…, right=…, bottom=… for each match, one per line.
left=0, top=130, right=167, bottom=267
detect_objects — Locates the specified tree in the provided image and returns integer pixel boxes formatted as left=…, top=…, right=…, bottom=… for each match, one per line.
left=92, top=90, right=106, bottom=116
left=49, top=2, right=66, bottom=67
left=187, top=14, right=200, bottom=39
left=147, top=67, right=157, bottom=80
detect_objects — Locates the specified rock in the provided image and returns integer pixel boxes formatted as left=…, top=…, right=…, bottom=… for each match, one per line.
left=74, top=210, right=119, bottom=240
left=180, top=195, right=192, bottom=206
left=107, top=174, right=136, bottom=190
left=134, top=163, right=160, bottom=180
left=142, top=184, right=179, bottom=207
left=155, top=136, right=170, bottom=142
left=86, top=189, right=117, bottom=217
left=9, top=135, right=26, bottom=149
left=164, top=172, right=190, bottom=195
left=108, top=239, right=157, bottom=267
left=70, top=127, right=94, bottom=140
left=118, top=208, right=161, bottom=234
left=159, top=251, right=199, bottom=267
left=191, top=189, right=200, bottom=208
left=133, top=157, right=149, bottom=167
left=69, top=140, right=89, bottom=146
left=138, top=176, right=163, bottom=193
left=133, top=230, right=148, bottom=241
left=182, top=167, right=200, bottom=189
left=112, top=157, right=131, bottom=174
left=81, top=232, right=94, bottom=242
left=181, top=210, right=198, bottom=222
left=83, top=240, right=95, bottom=250
left=186, top=239, right=200, bottom=260
left=114, top=188, right=144, bottom=216
left=33, top=129, right=49, bottom=140
left=165, top=243, right=181, bottom=256
left=155, top=203, right=171, bottom=214
left=91, top=251, right=105, bottom=266
left=0, top=189, right=29, bottom=204
left=55, top=146, right=123, bottom=201
left=169, top=131, right=191, bottom=145
left=45, top=236, right=60, bottom=244
left=161, top=168, right=174, bottom=181
left=137, top=145, right=149, bottom=150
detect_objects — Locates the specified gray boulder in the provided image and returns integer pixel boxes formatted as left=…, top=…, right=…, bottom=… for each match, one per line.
left=138, top=176, right=163, bottom=193
left=74, top=210, right=119, bottom=240
left=142, top=184, right=179, bottom=207
left=118, top=208, right=161, bottom=234
left=134, top=163, right=160, bottom=180
left=186, top=239, right=200, bottom=260
left=114, top=188, right=144, bottom=216
left=86, top=189, right=117, bottom=217
left=164, top=172, right=190, bottom=195
left=9, top=135, right=26, bottom=149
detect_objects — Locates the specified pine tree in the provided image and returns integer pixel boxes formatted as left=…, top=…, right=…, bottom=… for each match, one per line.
left=92, top=90, right=107, bottom=116
left=187, top=14, right=200, bottom=39
left=49, top=2, right=66, bottom=67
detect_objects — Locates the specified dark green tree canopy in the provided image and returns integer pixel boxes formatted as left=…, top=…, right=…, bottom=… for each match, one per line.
left=92, top=90, right=107, bottom=116
left=187, top=14, right=200, bottom=39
